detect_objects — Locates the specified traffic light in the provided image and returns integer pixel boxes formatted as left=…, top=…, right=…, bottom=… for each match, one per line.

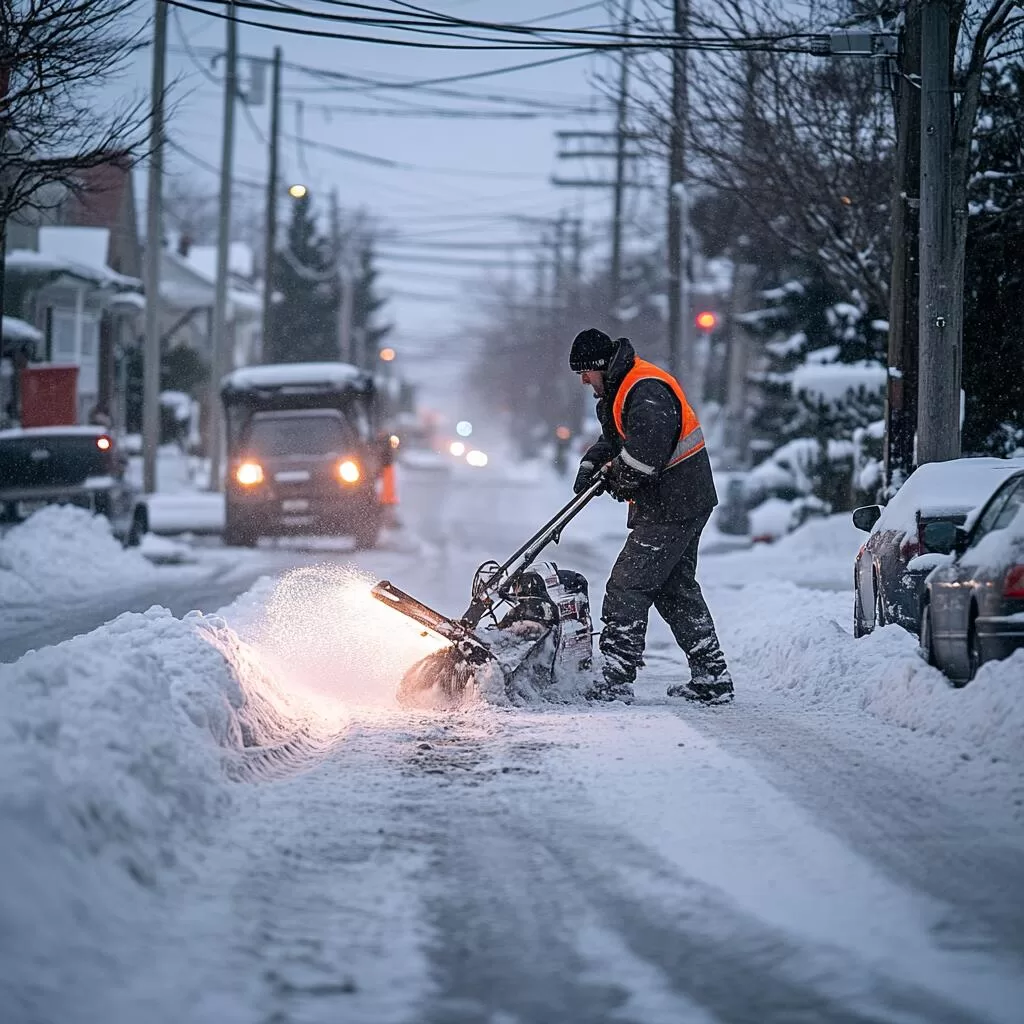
left=695, top=311, right=718, bottom=332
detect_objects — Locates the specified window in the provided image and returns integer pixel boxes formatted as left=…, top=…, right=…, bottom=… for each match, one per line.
left=245, top=413, right=353, bottom=457
left=971, top=478, right=1024, bottom=544
left=80, top=314, right=99, bottom=360
left=51, top=311, right=77, bottom=360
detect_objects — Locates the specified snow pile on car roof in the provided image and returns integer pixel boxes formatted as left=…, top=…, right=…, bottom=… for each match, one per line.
left=0, top=505, right=156, bottom=605
left=0, top=605, right=339, bottom=1020
left=872, top=457, right=1024, bottom=538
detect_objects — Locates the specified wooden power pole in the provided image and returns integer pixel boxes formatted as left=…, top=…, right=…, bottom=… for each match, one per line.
left=208, top=0, right=238, bottom=492
left=260, top=45, right=281, bottom=364
left=667, top=0, right=690, bottom=383
left=917, top=0, right=959, bottom=464
left=884, top=0, right=921, bottom=490
left=142, top=0, right=168, bottom=494
left=609, top=0, right=633, bottom=330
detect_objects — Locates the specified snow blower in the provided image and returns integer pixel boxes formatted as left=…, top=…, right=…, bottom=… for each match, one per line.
left=371, top=469, right=608, bottom=707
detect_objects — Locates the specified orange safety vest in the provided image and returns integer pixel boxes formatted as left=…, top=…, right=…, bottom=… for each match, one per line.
left=612, top=358, right=705, bottom=470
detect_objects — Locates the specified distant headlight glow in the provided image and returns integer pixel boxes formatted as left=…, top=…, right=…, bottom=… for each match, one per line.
left=338, top=459, right=361, bottom=484
left=449, top=441, right=466, bottom=457
left=236, top=461, right=264, bottom=486
left=466, top=449, right=488, bottom=467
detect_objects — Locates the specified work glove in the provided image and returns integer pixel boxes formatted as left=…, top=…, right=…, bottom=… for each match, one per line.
left=573, top=459, right=600, bottom=494
left=604, top=456, right=646, bottom=502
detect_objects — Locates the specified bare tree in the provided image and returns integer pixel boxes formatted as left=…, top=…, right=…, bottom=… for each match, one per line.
left=0, top=0, right=147, bottom=312
left=630, top=1, right=896, bottom=312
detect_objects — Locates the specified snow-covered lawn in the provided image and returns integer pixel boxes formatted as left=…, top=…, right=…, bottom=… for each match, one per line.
left=2, top=460, right=1023, bottom=1022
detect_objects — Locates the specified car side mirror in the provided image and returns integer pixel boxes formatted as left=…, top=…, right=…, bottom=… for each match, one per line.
left=852, top=505, right=882, bottom=532
left=922, top=521, right=956, bottom=555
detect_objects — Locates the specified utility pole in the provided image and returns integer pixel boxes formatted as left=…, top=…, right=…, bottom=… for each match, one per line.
left=208, top=0, right=237, bottom=492
left=331, top=189, right=354, bottom=365
left=917, top=0, right=958, bottom=464
left=884, top=2, right=921, bottom=491
left=260, top=45, right=281, bottom=365
left=142, top=0, right=168, bottom=494
left=609, top=0, right=633, bottom=330
left=666, top=0, right=690, bottom=383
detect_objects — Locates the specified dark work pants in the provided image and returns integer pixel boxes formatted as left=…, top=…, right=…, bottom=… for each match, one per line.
left=600, top=511, right=727, bottom=685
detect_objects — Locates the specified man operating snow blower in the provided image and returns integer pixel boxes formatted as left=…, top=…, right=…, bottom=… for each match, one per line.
left=570, top=328, right=733, bottom=705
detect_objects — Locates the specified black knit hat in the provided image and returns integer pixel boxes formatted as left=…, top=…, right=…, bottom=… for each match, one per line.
left=569, top=328, right=617, bottom=372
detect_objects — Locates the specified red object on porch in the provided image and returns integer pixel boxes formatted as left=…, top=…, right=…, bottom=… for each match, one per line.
left=19, top=365, right=79, bottom=427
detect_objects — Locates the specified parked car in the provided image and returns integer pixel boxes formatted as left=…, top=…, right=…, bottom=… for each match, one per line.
left=0, top=425, right=144, bottom=544
left=919, top=470, right=1024, bottom=683
left=220, top=363, right=390, bottom=549
left=852, top=457, right=1024, bottom=637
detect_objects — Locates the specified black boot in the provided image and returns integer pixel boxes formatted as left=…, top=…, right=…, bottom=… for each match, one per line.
left=667, top=667, right=734, bottom=705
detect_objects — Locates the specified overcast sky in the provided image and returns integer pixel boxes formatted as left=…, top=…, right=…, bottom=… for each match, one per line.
left=108, top=1, right=647, bottom=404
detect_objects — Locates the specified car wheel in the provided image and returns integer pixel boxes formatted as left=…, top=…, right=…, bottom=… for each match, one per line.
left=853, top=585, right=867, bottom=638
left=125, top=505, right=148, bottom=548
left=223, top=515, right=258, bottom=548
left=353, top=503, right=382, bottom=550
left=874, top=578, right=886, bottom=629
left=919, top=603, right=935, bottom=666
left=966, top=612, right=983, bottom=684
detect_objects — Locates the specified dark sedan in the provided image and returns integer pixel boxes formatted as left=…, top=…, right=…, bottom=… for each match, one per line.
left=920, top=470, right=1024, bottom=683
left=852, top=457, right=1024, bottom=637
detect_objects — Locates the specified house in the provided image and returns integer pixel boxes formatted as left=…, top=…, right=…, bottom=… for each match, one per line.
left=1, top=155, right=143, bottom=426
left=159, top=241, right=262, bottom=373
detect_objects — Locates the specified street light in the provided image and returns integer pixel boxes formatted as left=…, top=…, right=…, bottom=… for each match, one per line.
left=288, top=183, right=308, bottom=199
left=379, top=347, right=396, bottom=362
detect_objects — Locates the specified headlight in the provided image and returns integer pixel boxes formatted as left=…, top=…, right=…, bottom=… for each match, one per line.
left=449, top=441, right=466, bottom=457
left=466, top=449, right=488, bottom=467
left=338, top=459, right=361, bottom=484
left=96, top=435, right=112, bottom=451
left=235, top=461, right=264, bottom=486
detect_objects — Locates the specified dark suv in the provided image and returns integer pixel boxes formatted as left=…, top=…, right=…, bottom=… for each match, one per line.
left=0, top=425, right=142, bottom=543
left=221, top=364, right=387, bottom=548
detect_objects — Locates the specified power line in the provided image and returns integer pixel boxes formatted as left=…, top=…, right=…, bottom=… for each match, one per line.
left=376, top=251, right=537, bottom=268
left=280, top=130, right=543, bottom=179
left=163, top=0, right=827, bottom=54
left=166, top=137, right=266, bottom=188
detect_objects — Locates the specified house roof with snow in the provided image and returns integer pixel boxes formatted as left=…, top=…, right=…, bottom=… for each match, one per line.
left=186, top=243, right=255, bottom=282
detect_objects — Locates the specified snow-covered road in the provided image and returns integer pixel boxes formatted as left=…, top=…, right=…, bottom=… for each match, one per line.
left=3, top=458, right=1023, bottom=1024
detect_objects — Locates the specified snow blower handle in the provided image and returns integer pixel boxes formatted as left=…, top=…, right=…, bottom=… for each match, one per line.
left=459, top=462, right=612, bottom=628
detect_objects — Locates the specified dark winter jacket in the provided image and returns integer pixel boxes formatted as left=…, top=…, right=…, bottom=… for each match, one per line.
left=582, top=339, right=718, bottom=527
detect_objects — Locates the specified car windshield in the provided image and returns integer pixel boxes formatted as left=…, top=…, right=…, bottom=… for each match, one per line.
left=245, top=414, right=351, bottom=457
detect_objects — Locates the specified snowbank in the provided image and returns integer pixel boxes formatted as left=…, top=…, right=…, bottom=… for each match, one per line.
left=0, top=505, right=158, bottom=605
left=718, top=582, right=1024, bottom=764
left=0, top=604, right=340, bottom=1020
left=704, top=513, right=862, bottom=588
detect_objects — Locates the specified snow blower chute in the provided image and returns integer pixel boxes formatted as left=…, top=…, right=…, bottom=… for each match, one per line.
left=372, top=469, right=608, bottom=707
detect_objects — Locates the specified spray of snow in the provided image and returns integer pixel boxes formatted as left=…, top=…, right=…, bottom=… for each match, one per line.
left=247, top=563, right=447, bottom=710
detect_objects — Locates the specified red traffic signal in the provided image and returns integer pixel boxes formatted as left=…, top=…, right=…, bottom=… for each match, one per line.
left=695, top=311, right=718, bottom=332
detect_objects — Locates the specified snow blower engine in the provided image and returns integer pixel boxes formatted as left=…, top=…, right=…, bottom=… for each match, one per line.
left=371, top=469, right=608, bottom=707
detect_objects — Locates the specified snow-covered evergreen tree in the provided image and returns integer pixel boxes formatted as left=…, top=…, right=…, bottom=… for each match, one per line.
left=266, top=194, right=340, bottom=364
left=962, top=63, right=1024, bottom=456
